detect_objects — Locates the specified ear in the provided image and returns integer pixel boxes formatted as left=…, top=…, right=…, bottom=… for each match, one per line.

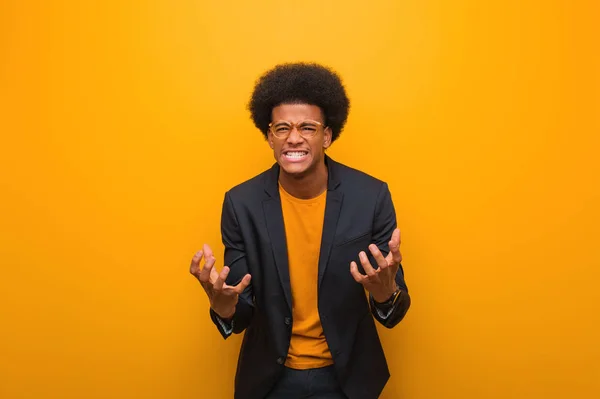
left=323, top=127, right=333, bottom=149
left=268, top=131, right=274, bottom=149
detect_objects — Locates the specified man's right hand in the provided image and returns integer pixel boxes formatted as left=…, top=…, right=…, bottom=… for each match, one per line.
left=189, top=243, right=252, bottom=320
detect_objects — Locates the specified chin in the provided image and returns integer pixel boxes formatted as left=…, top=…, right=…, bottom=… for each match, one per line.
left=280, top=163, right=310, bottom=178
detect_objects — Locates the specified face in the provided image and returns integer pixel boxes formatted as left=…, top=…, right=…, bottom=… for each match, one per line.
left=268, top=103, right=332, bottom=179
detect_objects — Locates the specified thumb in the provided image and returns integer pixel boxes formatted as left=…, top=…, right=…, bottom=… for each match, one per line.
left=234, top=274, right=252, bottom=294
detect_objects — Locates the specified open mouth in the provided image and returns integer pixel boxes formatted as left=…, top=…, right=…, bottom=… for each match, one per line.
left=283, top=151, right=309, bottom=160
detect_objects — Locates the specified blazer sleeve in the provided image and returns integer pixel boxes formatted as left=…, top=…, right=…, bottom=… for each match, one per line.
left=209, top=191, right=254, bottom=338
left=368, top=182, right=411, bottom=328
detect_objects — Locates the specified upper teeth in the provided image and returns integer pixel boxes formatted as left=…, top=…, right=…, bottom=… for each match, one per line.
left=287, top=152, right=306, bottom=157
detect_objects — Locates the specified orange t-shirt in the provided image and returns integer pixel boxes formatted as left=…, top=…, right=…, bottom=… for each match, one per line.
left=279, top=184, right=333, bottom=369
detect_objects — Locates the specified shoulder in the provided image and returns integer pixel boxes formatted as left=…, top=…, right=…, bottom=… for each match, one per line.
left=330, top=158, right=388, bottom=192
left=224, top=165, right=273, bottom=201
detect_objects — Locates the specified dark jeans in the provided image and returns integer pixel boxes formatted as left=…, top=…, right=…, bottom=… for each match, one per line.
left=266, top=365, right=347, bottom=399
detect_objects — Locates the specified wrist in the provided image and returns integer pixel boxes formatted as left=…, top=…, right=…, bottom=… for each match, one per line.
left=372, top=285, right=399, bottom=304
left=214, top=307, right=235, bottom=320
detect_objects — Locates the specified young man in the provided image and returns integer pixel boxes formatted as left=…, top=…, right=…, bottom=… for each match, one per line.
left=190, top=63, right=411, bottom=399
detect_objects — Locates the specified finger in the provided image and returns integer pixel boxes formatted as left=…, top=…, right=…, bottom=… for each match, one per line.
left=386, top=247, right=402, bottom=265
left=214, top=266, right=230, bottom=291
left=202, top=243, right=219, bottom=282
left=359, top=251, right=377, bottom=276
left=199, top=250, right=216, bottom=283
left=386, top=229, right=402, bottom=263
left=368, top=244, right=388, bottom=270
left=387, top=241, right=402, bottom=266
left=189, top=250, right=203, bottom=275
left=350, top=261, right=365, bottom=283
left=233, top=273, right=252, bottom=294
left=391, top=228, right=401, bottom=245
left=203, top=243, right=214, bottom=259
left=209, top=265, right=220, bottom=285
left=388, top=229, right=401, bottom=251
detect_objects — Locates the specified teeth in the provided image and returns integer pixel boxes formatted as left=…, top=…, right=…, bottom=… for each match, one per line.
left=286, top=151, right=307, bottom=158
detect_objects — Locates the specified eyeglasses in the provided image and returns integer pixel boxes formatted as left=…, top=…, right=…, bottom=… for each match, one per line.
left=268, top=120, right=326, bottom=139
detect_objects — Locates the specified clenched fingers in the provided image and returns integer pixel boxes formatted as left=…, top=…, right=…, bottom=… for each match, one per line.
left=387, top=228, right=402, bottom=264
left=359, top=251, right=376, bottom=276
left=199, top=244, right=216, bottom=283
left=350, top=261, right=365, bottom=283
left=232, top=274, right=252, bottom=294
left=189, top=250, right=203, bottom=277
left=368, top=244, right=388, bottom=270
left=213, top=266, right=231, bottom=291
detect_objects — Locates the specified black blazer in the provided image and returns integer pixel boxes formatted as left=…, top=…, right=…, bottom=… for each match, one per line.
left=210, top=156, right=411, bottom=399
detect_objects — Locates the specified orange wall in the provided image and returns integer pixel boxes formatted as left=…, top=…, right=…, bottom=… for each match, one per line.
left=1, top=1, right=599, bottom=398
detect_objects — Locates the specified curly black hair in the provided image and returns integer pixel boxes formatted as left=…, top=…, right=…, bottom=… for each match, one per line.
left=248, top=62, right=350, bottom=142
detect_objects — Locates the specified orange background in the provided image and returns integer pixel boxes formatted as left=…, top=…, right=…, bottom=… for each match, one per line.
left=1, top=1, right=599, bottom=398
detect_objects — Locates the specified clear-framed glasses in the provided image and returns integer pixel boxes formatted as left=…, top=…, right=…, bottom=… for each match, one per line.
left=268, top=120, right=326, bottom=139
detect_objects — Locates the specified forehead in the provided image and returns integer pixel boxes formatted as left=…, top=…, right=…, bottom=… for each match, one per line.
left=271, top=103, right=324, bottom=122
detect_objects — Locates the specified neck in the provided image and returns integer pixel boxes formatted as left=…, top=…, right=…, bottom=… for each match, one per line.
left=278, top=160, right=328, bottom=199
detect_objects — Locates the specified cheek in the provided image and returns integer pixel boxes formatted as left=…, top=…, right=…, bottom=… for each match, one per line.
left=271, top=142, right=282, bottom=154
left=311, top=139, right=327, bottom=152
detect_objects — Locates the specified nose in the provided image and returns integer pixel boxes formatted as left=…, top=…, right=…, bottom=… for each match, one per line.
left=286, top=126, right=304, bottom=144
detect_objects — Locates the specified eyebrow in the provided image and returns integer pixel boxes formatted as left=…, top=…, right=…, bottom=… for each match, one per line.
left=273, top=120, right=320, bottom=124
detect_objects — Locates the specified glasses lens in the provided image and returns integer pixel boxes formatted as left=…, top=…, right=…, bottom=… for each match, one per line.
left=272, top=123, right=292, bottom=137
left=299, top=122, right=319, bottom=137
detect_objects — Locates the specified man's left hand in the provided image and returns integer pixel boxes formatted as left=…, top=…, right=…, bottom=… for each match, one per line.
left=350, top=228, right=402, bottom=303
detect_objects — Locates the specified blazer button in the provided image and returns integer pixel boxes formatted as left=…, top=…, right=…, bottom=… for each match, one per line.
left=277, top=357, right=285, bottom=365
left=284, top=317, right=291, bottom=326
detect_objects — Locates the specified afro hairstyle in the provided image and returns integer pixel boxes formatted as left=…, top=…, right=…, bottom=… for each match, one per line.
left=248, top=62, right=350, bottom=142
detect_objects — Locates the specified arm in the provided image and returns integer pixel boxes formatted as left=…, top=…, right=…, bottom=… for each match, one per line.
left=370, top=183, right=410, bottom=328
left=354, top=183, right=411, bottom=328
left=210, top=191, right=254, bottom=338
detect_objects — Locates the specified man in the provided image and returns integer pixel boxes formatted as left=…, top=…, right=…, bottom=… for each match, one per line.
left=190, top=63, right=411, bottom=399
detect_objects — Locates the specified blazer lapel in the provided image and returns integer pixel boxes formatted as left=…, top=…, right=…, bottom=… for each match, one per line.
left=318, top=156, right=343, bottom=290
left=262, top=164, right=293, bottom=312
left=318, top=191, right=343, bottom=290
